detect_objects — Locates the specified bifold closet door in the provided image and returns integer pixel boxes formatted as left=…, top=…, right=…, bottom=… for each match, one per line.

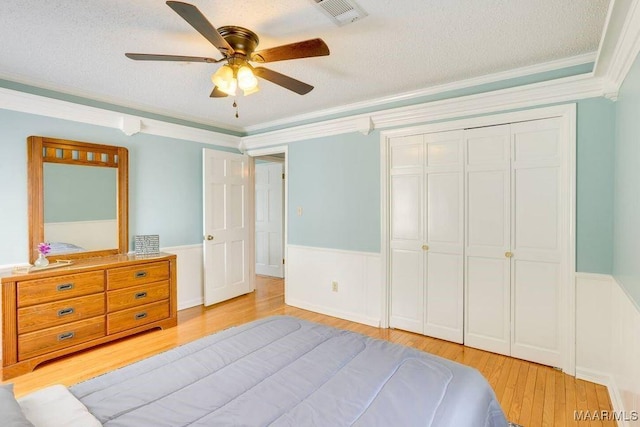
left=389, top=131, right=464, bottom=342
left=509, top=118, right=564, bottom=368
left=389, top=135, right=425, bottom=334
left=464, top=124, right=512, bottom=356
left=423, top=131, right=464, bottom=343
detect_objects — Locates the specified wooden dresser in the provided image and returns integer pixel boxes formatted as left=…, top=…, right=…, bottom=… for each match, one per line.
left=1, top=253, right=177, bottom=380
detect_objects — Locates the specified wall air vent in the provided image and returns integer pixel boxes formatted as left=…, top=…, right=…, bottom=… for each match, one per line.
left=313, top=0, right=368, bottom=26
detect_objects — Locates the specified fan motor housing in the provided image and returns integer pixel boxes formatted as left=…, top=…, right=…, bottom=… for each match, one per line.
left=218, top=26, right=260, bottom=57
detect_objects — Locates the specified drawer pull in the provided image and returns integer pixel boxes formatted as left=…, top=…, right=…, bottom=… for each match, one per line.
left=135, top=271, right=148, bottom=279
left=57, top=307, right=75, bottom=317
left=135, top=312, right=148, bottom=320
left=57, top=283, right=74, bottom=291
left=134, top=291, right=148, bottom=299
left=58, top=332, right=75, bottom=341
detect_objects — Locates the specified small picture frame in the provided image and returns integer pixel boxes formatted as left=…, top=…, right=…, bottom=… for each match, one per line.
left=134, top=235, right=160, bottom=255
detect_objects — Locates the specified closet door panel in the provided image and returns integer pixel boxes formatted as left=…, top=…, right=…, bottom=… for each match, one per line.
left=390, top=249, right=424, bottom=333
left=427, top=173, right=462, bottom=246
left=512, top=260, right=560, bottom=366
left=465, top=256, right=510, bottom=354
left=389, top=136, right=425, bottom=334
left=464, top=125, right=511, bottom=355
left=510, top=118, right=564, bottom=367
left=425, top=252, right=463, bottom=342
left=424, top=131, right=464, bottom=343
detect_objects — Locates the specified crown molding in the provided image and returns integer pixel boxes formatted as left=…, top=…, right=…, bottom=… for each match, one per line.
left=0, top=71, right=243, bottom=134
left=0, top=87, right=240, bottom=149
left=594, top=0, right=640, bottom=100
left=244, top=52, right=596, bottom=134
left=241, top=73, right=606, bottom=150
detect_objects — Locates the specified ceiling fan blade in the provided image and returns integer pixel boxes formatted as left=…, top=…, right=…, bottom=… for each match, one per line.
left=253, top=67, right=314, bottom=95
left=210, top=86, right=228, bottom=98
left=125, top=53, right=220, bottom=63
left=251, top=39, right=329, bottom=63
left=166, top=1, right=234, bottom=56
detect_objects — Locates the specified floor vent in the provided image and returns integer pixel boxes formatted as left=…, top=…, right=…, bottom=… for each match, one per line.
left=313, top=0, right=368, bottom=26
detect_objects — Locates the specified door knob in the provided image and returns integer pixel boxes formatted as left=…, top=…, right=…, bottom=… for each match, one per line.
left=206, top=235, right=214, bottom=241
left=422, top=244, right=429, bottom=251
left=505, top=251, right=513, bottom=258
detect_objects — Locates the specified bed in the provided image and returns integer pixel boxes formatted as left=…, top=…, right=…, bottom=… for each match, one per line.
left=10, top=316, right=508, bottom=426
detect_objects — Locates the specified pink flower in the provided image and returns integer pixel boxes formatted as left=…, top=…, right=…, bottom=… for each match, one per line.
left=38, top=242, right=51, bottom=256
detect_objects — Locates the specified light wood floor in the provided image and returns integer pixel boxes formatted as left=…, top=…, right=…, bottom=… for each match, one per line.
left=2, top=276, right=612, bottom=426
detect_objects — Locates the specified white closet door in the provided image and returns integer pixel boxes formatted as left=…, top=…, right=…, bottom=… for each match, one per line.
left=464, top=125, right=511, bottom=355
left=255, top=162, right=284, bottom=278
left=389, top=135, right=425, bottom=334
left=510, top=118, right=564, bottom=367
left=424, top=131, right=464, bottom=343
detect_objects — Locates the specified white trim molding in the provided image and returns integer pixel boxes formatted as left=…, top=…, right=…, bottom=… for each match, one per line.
left=0, top=87, right=241, bottom=149
left=380, top=103, right=577, bottom=374
left=594, top=0, right=640, bottom=100
left=245, top=52, right=596, bottom=134
left=241, top=74, right=603, bottom=150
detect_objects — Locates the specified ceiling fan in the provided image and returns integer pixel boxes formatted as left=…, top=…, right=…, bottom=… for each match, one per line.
left=125, top=1, right=330, bottom=100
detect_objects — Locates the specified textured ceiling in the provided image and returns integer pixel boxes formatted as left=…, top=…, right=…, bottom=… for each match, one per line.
left=0, top=0, right=610, bottom=132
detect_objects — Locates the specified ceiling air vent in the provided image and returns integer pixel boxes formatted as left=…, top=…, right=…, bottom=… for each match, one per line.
left=313, top=0, right=368, bottom=26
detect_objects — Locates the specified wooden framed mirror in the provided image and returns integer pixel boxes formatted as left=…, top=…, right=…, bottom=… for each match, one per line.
left=27, top=136, right=129, bottom=263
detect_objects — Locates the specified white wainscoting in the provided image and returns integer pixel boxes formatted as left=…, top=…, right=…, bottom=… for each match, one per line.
left=286, top=245, right=382, bottom=327
left=575, top=272, right=640, bottom=426
left=160, top=244, right=204, bottom=310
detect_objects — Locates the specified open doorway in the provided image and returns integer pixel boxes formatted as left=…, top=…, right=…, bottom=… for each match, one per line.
left=248, top=146, right=288, bottom=283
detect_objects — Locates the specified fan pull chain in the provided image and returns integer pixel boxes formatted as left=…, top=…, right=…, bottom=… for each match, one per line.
left=233, top=100, right=239, bottom=118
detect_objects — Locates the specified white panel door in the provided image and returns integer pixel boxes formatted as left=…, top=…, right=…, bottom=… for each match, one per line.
left=424, top=130, right=464, bottom=343
left=203, top=149, right=252, bottom=306
left=510, top=118, right=564, bottom=367
left=255, top=162, right=284, bottom=278
left=389, top=135, right=425, bottom=334
left=464, top=125, right=512, bottom=356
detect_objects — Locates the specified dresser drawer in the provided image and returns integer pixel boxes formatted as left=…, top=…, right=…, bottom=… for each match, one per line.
left=107, top=261, right=169, bottom=290
left=107, top=281, right=169, bottom=312
left=17, top=294, right=105, bottom=334
left=17, top=271, right=105, bottom=307
left=107, top=300, right=169, bottom=335
left=18, top=316, right=105, bottom=361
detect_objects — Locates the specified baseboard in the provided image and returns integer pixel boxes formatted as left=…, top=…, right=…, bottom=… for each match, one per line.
left=575, top=367, right=611, bottom=386
left=607, top=375, right=631, bottom=427
left=286, top=297, right=380, bottom=328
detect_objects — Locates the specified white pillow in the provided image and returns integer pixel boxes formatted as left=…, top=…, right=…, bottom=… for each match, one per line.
left=17, top=385, right=102, bottom=427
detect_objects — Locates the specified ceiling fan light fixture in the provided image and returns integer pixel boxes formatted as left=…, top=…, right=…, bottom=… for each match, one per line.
left=212, top=64, right=237, bottom=95
left=243, top=84, right=260, bottom=96
left=237, top=65, right=258, bottom=91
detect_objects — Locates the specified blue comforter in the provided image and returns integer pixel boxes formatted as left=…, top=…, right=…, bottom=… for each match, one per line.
left=71, top=316, right=507, bottom=426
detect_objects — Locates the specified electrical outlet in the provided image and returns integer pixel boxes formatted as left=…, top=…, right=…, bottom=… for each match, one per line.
left=331, top=281, right=338, bottom=292
left=297, top=207, right=303, bottom=216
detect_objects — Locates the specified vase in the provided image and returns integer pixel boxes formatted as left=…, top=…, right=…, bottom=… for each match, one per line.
left=34, top=253, right=49, bottom=268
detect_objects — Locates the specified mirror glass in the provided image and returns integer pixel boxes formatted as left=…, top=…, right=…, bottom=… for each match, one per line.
left=43, top=163, right=118, bottom=255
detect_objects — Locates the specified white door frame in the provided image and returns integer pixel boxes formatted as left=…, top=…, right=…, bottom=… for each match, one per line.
left=380, top=103, right=577, bottom=375
left=246, top=146, right=289, bottom=291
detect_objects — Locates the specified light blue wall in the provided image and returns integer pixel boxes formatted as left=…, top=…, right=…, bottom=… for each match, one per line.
left=0, top=108, right=236, bottom=265
left=613, top=53, right=640, bottom=308
left=288, top=132, right=381, bottom=252
left=287, top=98, right=616, bottom=272
left=44, top=163, right=117, bottom=222
left=576, top=98, right=615, bottom=273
